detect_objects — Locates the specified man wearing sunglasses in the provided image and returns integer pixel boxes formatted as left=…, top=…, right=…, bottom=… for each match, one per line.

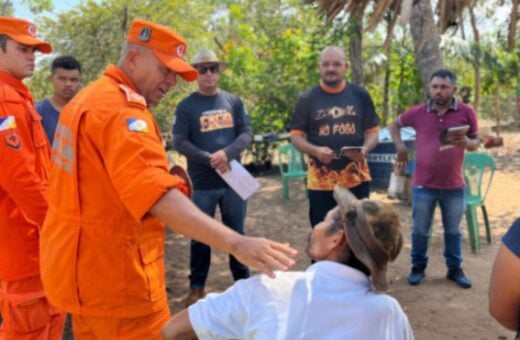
left=173, top=48, right=253, bottom=307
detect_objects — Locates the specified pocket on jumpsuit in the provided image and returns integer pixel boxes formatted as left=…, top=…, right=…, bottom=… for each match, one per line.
left=138, top=241, right=165, bottom=302
left=4, top=291, right=50, bottom=333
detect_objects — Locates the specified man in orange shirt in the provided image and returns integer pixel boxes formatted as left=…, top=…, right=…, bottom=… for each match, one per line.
left=0, top=17, right=66, bottom=339
left=40, top=18, right=297, bottom=339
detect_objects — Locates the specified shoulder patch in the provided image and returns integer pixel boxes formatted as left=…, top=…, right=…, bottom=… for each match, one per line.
left=119, top=84, right=147, bottom=108
left=0, top=116, right=16, bottom=131
left=127, top=118, right=149, bottom=133
left=3, top=130, right=21, bottom=150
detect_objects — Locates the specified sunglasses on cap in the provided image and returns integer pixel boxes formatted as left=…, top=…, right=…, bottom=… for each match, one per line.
left=196, top=65, right=219, bottom=75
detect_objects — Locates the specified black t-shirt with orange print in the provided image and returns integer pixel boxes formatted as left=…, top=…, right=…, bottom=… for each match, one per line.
left=173, top=90, right=251, bottom=190
left=290, top=83, right=379, bottom=190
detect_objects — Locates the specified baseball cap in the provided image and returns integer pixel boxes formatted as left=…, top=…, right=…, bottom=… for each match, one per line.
left=127, top=19, right=197, bottom=82
left=0, top=17, right=52, bottom=53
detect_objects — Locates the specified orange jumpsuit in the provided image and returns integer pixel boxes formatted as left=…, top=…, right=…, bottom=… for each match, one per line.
left=0, top=71, right=65, bottom=339
left=40, top=65, right=188, bottom=338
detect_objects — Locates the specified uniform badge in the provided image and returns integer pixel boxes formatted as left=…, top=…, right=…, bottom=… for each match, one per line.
left=0, top=116, right=16, bottom=131
left=28, top=24, right=37, bottom=37
left=127, top=118, right=149, bottom=133
left=3, top=131, right=21, bottom=150
left=139, top=27, right=152, bottom=42
left=176, top=44, right=186, bottom=58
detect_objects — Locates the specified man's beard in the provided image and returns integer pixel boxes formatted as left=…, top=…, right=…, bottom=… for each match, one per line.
left=432, top=96, right=451, bottom=106
left=322, top=77, right=343, bottom=88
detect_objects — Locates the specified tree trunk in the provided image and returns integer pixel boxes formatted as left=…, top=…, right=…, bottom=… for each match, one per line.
left=383, top=57, right=391, bottom=126
left=468, top=3, right=481, bottom=112
left=409, top=0, right=444, bottom=95
left=508, top=0, right=519, bottom=51
left=348, top=4, right=366, bottom=85
left=382, top=12, right=395, bottom=126
left=495, top=81, right=501, bottom=136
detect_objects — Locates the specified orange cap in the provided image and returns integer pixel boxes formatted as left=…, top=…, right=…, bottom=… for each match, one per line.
left=127, top=19, right=197, bottom=82
left=0, top=17, right=51, bottom=53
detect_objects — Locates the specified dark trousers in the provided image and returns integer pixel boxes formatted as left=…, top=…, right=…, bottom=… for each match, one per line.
left=308, top=181, right=370, bottom=228
left=190, top=188, right=250, bottom=288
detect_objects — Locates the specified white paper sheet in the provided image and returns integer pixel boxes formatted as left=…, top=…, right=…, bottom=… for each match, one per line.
left=217, top=160, right=261, bottom=200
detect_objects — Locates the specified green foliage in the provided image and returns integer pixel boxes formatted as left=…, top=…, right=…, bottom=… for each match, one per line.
left=0, top=0, right=51, bottom=16
left=364, top=28, right=423, bottom=119
left=0, top=1, right=14, bottom=15
left=214, top=0, right=345, bottom=134
left=23, top=0, right=520, bottom=134
left=20, top=0, right=52, bottom=14
left=29, top=0, right=216, bottom=130
left=480, top=47, right=519, bottom=92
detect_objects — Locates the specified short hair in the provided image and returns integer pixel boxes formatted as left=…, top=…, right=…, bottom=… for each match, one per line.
left=0, top=34, right=9, bottom=53
left=51, top=56, right=82, bottom=74
left=430, top=69, right=457, bottom=85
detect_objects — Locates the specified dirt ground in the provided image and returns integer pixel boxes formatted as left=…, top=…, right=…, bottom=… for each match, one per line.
left=165, top=130, right=520, bottom=340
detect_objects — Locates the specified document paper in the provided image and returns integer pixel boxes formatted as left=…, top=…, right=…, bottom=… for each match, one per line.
left=217, top=160, right=261, bottom=200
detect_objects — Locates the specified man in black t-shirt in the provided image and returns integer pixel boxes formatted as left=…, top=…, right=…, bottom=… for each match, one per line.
left=290, top=46, right=380, bottom=228
left=173, top=48, right=252, bottom=307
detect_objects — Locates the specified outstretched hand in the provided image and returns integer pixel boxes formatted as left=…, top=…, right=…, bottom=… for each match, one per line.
left=231, top=236, right=298, bottom=278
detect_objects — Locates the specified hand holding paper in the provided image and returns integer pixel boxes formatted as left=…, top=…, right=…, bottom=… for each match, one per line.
left=216, top=160, right=261, bottom=200
left=337, top=146, right=366, bottom=162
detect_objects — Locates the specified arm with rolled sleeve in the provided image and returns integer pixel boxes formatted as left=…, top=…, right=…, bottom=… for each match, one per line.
left=98, top=107, right=187, bottom=221
left=173, top=102, right=211, bottom=165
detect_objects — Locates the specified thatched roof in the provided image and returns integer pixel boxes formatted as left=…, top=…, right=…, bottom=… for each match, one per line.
left=304, top=0, right=474, bottom=34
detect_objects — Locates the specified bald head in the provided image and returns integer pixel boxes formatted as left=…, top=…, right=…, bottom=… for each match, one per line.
left=320, top=46, right=346, bottom=63
left=318, top=46, right=347, bottom=88
left=117, top=43, right=178, bottom=107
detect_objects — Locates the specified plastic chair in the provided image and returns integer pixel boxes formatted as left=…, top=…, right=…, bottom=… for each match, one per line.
left=277, top=143, right=307, bottom=200
left=463, top=152, right=496, bottom=253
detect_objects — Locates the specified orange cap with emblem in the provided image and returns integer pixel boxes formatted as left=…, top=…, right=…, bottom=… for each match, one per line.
left=127, top=19, right=197, bottom=82
left=0, top=17, right=51, bottom=53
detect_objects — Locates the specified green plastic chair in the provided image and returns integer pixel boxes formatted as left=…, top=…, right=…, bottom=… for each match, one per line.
left=463, top=152, right=496, bottom=253
left=277, top=143, right=307, bottom=200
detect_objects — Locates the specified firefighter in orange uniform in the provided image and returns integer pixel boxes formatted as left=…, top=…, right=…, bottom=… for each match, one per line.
left=40, top=18, right=297, bottom=339
left=0, top=17, right=66, bottom=339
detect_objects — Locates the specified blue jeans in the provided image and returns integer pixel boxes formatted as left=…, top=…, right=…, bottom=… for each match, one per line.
left=411, top=186, right=465, bottom=270
left=190, top=188, right=250, bottom=288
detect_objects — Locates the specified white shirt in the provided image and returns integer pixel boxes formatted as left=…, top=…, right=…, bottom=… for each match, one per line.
left=189, top=261, right=414, bottom=340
